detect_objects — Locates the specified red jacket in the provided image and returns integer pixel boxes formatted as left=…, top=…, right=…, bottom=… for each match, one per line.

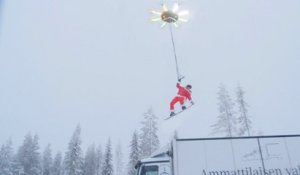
left=176, top=83, right=192, bottom=101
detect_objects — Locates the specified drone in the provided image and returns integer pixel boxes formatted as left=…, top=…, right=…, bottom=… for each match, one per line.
left=151, top=3, right=189, bottom=28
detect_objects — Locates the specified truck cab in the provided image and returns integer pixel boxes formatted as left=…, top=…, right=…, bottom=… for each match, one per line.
left=135, top=152, right=171, bottom=175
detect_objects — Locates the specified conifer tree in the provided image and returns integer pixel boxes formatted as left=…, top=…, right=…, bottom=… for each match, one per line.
left=64, top=125, right=84, bottom=175
left=11, top=154, right=23, bottom=175
left=0, top=139, right=14, bottom=175
left=236, top=84, right=252, bottom=136
left=211, top=84, right=237, bottom=137
left=52, top=152, right=63, bottom=175
left=16, top=133, right=41, bottom=175
left=95, top=145, right=103, bottom=175
left=139, top=108, right=160, bottom=158
left=42, top=144, right=53, bottom=175
left=102, top=139, right=113, bottom=175
left=127, top=131, right=139, bottom=175
left=83, top=144, right=97, bottom=175
left=114, top=142, right=124, bottom=175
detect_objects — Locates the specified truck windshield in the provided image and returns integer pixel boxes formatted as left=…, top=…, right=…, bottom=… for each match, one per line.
left=140, top=165, right=158, bottom=175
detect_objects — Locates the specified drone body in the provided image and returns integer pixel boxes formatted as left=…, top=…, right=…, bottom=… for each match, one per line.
left=151, top=3, right=189, bottom=27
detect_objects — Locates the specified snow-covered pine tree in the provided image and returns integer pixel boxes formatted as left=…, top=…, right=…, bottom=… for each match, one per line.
left=52, top=152, right=63, bottom=175
left=95, top=145, right=103, bottom=175
left=42, top=144, right=53, bottom=175
left=139, top=108, right=160, bottom=159
left=211, top=84, right=237, bottom=137
left=127, top=131, right=139, bottom=175
left=101, top=139, right=113, bottom=175
left=11, top=154, right=22, bottom=175
left=236, top=84, right=252, bottom=136
left=32, top=135, right=42, bottom=174
left=64, top=125, right=84, bottom=175
left=83, top=144, right=97, bottom=175
left=114, top=141, right=124, bottom=175
left=0, top=139, right=14, bottom=175
left=16, top=133, right=41, bottom=175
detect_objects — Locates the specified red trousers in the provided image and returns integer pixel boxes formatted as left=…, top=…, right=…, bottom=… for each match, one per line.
left=170, top=96, right=185, bottom=110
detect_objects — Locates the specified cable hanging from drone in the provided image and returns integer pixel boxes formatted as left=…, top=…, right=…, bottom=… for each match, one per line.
left=151, top=2, right=189, bottom=81
left=169, top=23, right=182, bottom=81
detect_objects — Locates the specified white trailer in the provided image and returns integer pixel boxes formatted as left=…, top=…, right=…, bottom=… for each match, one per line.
left=135, top=135, right=300, bottom=175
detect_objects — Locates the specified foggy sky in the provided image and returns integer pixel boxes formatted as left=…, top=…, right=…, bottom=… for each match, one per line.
left=0, top=0, right=299, bottom=154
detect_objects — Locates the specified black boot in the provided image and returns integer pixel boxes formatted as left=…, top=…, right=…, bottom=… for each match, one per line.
left=182, top=106, right=186, bottom=110
left=170, top=112, right=175, bottom=117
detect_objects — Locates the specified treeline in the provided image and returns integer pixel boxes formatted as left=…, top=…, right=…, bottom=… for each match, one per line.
left=0, top=84, right=260, bottom=175
left=0, top=109, right=160, bottom=175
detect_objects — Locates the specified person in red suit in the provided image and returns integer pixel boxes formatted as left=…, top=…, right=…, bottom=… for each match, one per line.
left=170, top=81, right=194, bottom=117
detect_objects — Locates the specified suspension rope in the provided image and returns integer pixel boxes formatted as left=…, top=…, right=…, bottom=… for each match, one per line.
left=168, top=24, right=181, bottom=81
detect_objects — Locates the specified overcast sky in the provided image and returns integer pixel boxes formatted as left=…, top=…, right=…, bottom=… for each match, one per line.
left=0, top=0, right=300, bottom=153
